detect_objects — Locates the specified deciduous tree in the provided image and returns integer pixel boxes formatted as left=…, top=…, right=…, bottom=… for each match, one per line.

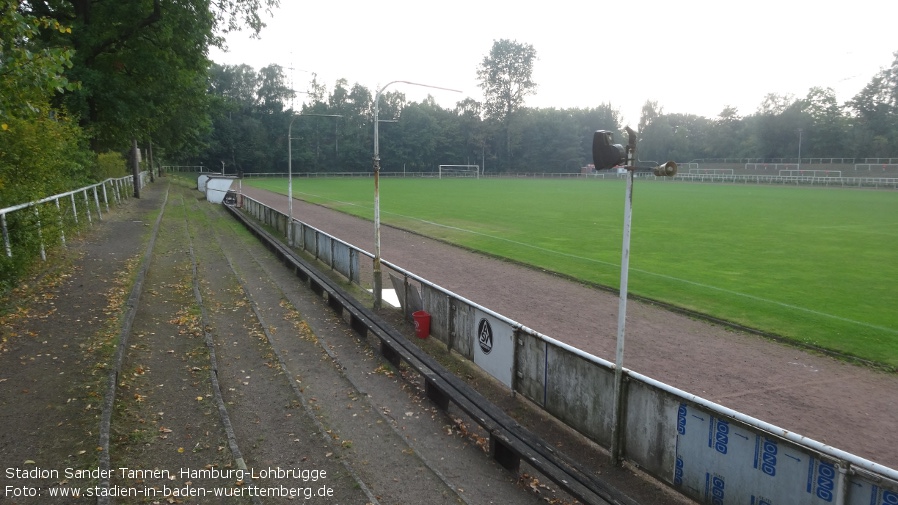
left=22, top=0, right=278, bottom=152
left=848, top=51, right=898, bottom=156
left=0, top=0, right=74, bottom=124
left=477, top=39, right=537, bottom=170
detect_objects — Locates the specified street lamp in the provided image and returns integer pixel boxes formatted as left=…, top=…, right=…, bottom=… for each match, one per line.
left=286, top=113, right=342, bottom=245
left=372, top=80, right=461, bottom=308
left=797, top=128, right=803, bottom=171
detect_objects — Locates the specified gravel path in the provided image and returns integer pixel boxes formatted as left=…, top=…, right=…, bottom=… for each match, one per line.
left=242, top=185, right=898, bottom=471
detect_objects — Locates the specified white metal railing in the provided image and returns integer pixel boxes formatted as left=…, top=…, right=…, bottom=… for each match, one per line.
left=159, top=165, right=208, bottom=172
left=0, top=173, right=146, bottom=260
left=237, top=194, right=898, bottom=505
left=666, top=173, right=898, bottom=188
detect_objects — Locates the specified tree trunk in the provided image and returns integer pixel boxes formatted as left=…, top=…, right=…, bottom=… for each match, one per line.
left=148, top=139, right=155, bottom=182
left=131, top=138, right=141, bottom=198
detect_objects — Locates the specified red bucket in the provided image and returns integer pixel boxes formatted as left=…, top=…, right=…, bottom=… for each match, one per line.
left=412, top=310, right=431, bottom=339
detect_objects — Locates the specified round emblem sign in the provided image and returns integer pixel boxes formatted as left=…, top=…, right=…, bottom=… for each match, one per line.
left=477, top=318, right=493, bottom=354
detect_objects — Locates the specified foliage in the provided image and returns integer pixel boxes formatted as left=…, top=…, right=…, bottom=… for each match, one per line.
left=193, top=63, right=625, bottom=175
left=202, top=63, right=294, bottom=173
left=191, top=46, right=898, bottom=175
left=94, top=152, right=128, bottom=180
left=477, top=39, right=538, bottom=171
left=477, top=39, right=538, bottom=122
left=0, top=0, right=275, bottom=288
left=0, top=0, right=75, bottom=124
left=0, top=105, right=92, bottom=289
left=0, top=106, right=90, bottom=206
left=20, top=0, right=277, bottom=154
left=848, top=51, right=898, bottom=157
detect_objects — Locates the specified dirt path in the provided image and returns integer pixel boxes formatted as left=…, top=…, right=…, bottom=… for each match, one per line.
left=241, top=185, right=898, bottom=471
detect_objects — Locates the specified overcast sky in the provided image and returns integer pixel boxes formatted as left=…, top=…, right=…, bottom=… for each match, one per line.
left=209, top=0, right=897, bottom=127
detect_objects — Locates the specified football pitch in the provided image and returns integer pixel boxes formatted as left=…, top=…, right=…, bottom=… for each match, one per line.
left=245, top=177, right=898, bottom=368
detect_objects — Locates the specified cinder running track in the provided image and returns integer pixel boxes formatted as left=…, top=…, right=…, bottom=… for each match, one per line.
left=242, top=185, right=898, bottom=470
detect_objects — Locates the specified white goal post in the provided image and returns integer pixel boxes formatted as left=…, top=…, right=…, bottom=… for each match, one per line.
left=439, top=165, right=480, bottom=179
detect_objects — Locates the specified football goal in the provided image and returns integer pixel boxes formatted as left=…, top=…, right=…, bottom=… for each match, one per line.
left=439, top=165, right=480, bottom=179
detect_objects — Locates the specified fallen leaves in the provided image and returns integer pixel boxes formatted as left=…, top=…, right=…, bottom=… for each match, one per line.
left=372, top=364, right=395, bottom=378
left=451, top=417, right=489, bottom=453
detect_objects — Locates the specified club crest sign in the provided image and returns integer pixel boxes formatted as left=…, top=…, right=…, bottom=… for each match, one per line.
left=478, top=318, right=493, bottom=354
left=472, top=309, right=513, bottom=387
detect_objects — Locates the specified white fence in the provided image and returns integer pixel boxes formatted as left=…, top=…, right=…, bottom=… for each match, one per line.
left=1, top=173, right=146, bottom=260
left=658, top=173, right=898, bottom=188
left=238, top=195, right=898, bottom=505
left=855, top=164, right=898, bottom=172
left=160, top=165, right=208, bottom=172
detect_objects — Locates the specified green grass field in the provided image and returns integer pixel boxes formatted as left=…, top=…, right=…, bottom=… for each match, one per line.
left=246, top=177, right=898, bottom=368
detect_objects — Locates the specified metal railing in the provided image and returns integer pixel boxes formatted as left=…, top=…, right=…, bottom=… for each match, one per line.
left=237, top=194, right=897, bottom=505
left=159, top=165, right=208, bottom=172
left=1, top=173, right=145, bottom=260
left=663, top=173, right=898, bottom=188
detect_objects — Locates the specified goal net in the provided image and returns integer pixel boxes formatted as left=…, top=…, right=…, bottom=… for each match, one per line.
left=439, top=165, right=480, bottom=179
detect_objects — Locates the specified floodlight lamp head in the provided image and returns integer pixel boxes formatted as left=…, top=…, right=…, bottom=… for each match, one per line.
left=592, top=130, right=625, bottom=170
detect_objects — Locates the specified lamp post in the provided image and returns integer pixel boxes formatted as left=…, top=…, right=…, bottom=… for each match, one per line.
left=593, top=128, right=678, bottom=466
left=797, top=128, right=803, bottom=171
left=610, top=128, right=638, bottom=467
left=372, top=81, right=461, bottom=308
left=287, top=113, right=342, bottom=245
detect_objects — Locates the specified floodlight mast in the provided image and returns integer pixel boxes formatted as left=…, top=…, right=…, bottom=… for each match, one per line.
left=609, top=126, right=638, bottom=466
left=372, top=80, right=461, bottom=309
left=593, top=126, right=677, bottom=466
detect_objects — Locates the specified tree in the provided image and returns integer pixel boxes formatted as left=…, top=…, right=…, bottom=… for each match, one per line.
left=209, top=63, right=259, bottom=107
left=1, top=0, right=88, bottom=201
left=748, top=93, right=806, bottom=159
left=256, top=64, right=293, bottom=114
left=638, top=100, right=662, bottom=133
left=708, top=106, right=745, bottom=158
left=802, top=87, right=848, bottom=156
left=848, top=51, right=898, bottom=157
left=477, top=39, right=538, bottom=171
left=454, top=98, right=486, bottom=168
left=0, top=0, right=75, bottom=124
left=23, top=0, right=278, bottom=152
left=756, top=92, right=796, bottom=116
left=203, top=63, right=292, bottom=173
